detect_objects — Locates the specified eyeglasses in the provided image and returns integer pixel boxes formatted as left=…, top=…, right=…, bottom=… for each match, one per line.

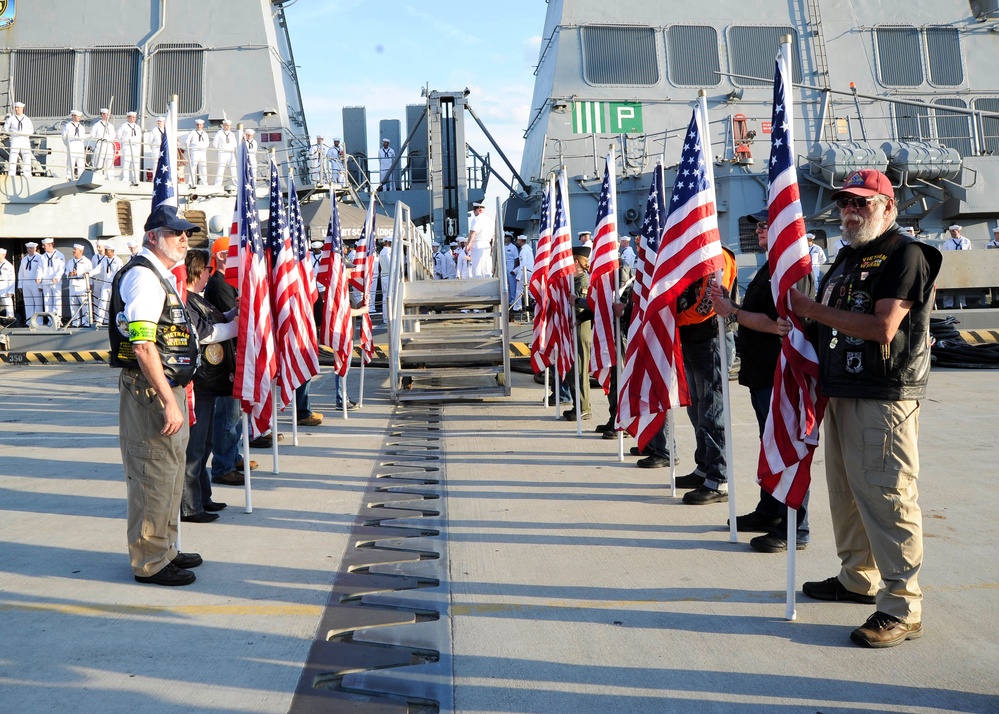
left=836, top=196, right=882, bottom=210
left=755, top=223, right=769, bottom=231
left=160, top=228, right=189, bottom=238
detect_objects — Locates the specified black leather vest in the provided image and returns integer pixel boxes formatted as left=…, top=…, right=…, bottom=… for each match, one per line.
left=815, top=226, right=942, bottom=400
left=108, top=256, right=200, bottom=386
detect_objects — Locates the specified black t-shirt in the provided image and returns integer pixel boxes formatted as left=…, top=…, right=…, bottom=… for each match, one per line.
left=204, top=269, right=237, bottom=312
left=818, top=240, right=934, bottom=311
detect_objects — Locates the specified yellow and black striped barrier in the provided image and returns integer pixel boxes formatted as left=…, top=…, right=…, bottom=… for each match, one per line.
left=959, top=329, right=999, bottom=345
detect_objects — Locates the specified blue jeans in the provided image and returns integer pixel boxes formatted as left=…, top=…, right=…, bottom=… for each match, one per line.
left=749, top=385, right=810, bottom=541
left=183, top=393, right=216, bottom=516
left=295, top=379, right=311, bottom=415
left=682, top=336, right=727, bottom=489
left=334, top=374, right=352, bottom=405
left=211, top=395, right=240, bottom=479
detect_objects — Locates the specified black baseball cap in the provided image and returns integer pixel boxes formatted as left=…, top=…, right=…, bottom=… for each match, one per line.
left=144, top=205, right=201, bottom=233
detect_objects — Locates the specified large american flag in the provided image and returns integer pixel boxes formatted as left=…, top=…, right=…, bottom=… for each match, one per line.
left=231, top=140, right=277, bottom=436
left=349, top=196, right=377, bottom=364
left=617, top=107, right=724, bottom=450
left=529, top=177, right=554, bottom=373
left=757, top=45, right=828, bottom=510
left=150, top=104, right=176, bottom=210
left=317, top=196, right=353, bottom=375
left=266, top=158, right=318, bottom=408
left=587, top=152, right=619, bottom=393
left=541, top=172, right=576, bottom=379
left=287, top=175, right=320, bottom=306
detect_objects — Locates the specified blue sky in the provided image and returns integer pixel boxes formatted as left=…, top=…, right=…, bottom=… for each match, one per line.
left=284, top=1, right=549, bottom=200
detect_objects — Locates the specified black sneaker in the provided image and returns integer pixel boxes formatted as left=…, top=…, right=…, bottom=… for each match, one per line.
left=729, top=511, right=782, bottom=533
left=594, top=421, right=614, bottom=434
left=802, top=576, right=877, bottom=605
left=673, top=472, right=705, bottom=490
left=562, top=409, right=592, bottom=421
left=134, top=562, right=196, bottom=586
left=637, top=455, right=671, bottom=469
left=629, top=446, right=651, bottom=457
left=682, top=485, right=729, bottom=505
left=602, top=429, right=629, bottom=440
left=171, top=552, right=204, bottom=569
left=749, top=532, right=808, bottom=553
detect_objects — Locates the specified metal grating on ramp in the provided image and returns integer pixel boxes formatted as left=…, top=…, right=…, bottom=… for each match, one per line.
left=289, top=403, right=451, bottom=714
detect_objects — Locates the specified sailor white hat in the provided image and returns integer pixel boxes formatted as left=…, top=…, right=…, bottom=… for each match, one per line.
left=13, top=101, right=25, bottom=108
left=127, top=111, right=137, bottom=117
left=332, top=137, right=341, bottom=142
left=0, top=247, right=6, bottom=254
left=222, top=118, right=231, bottom=124
left=245, top=128, right=256, bottom=134
left=449, top=242, right=458, bottom=247
left=457, top=236, right=467, bottom=243
left=310, top=240, right=323, bottom=249
left=73, top=243, right=86, bottom=250
left=948, top=224, right=962, bottom=231
left=126, top=239, right=139, bottom=248
left=156, top=116, right=165, bottom=122
left=25, top=242, right=38, bottom=248
left=471, top=201, right=485, bottom=208
left=96, top=239, right=106, bottom=247
left=577, top=230, right=591, bottom=236
left=195, top=118, right=205, bottom=124
left=992, top=226, right=999, bottom=234
left=104, top=244, right=116, bottom=251
left=316, top=134, right=324, bottom=139
left=619, top=234, right=631, bottom=241
left=516, top=234, right=528, bottom=241
left=99, top=107, right=109, bottom=113
left=382, top=137, right=390, bottom=143
left=805, top=232, right=815, bottom=240
left=70, top=109, right=82, bottom=116
left=41, top=238, right=54, bottom=244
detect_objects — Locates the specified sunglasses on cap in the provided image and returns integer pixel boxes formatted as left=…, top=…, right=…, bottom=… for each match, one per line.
left=836, top=196, right=883, bottom=210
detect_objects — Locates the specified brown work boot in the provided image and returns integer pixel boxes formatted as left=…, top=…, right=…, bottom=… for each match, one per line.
left=212, top=470, right=245, bottom=486
left=850, top=611, right=923, bottom=648
left=297, top=411, right=324, bottom=426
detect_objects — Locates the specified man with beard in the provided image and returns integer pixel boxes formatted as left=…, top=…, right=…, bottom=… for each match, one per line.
left=786, top=169, right=941, bottom=648
left=109, top=205, right=203, bottom=586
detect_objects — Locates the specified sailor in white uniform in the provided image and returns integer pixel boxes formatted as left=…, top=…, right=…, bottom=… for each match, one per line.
left=90, top=108, right=116, bottom=179
left=329, top=138, right=345, bottom=184
left=213, top=119, right=238, bottom=185
left=455, top=237, right=471, bottom=279
left=62, top=110, right=87, bottom=180
left=116, top=112, right=143, bottom=185
left=0, top=248, right=15, bottom=319
left=4, top=102, right=34, bottom=178
left=504, top=232, right=519, bottom=298
left=90, top=244, right=123, bottom=326
left=66, top=243, right=94, bottom=327
left=806, top=232, right=827, bottom=284
left=38, top=238, right=66, bottom=321
left=126, top=238, right=141, bottom=262
left=619, top=233, right=636, bottom=283
left=466, top=202, right=494, bottom=278
left=577, top=230, right=593, bottom=250
left=244, top=129, right=259, bottom=182
left=378, top=139, right=396, bottom=191
left=18, top=242, right=42, bottom=322
left=439, top=243, right=457, bottom=280
left=511, top=235, right=534, bottom=311
left=144, top=117, right=166, bottom=182
left=987, top=227, right=999, bottom=249
left=942, top=224, right=971, bottom=251
left=377, top=237, right=393, bottom=324
left=185, top=119, right=210, bottom=186
left=308, top=135, right=330, bottom=185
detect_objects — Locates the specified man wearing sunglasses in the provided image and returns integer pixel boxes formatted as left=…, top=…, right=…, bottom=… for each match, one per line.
left=109, top=205, right=204, bottom=587
left=786, top=169, right=941, bottom=648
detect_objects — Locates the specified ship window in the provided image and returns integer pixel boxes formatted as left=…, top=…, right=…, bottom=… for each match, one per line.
left=11, top=50, right=75, bottom=118
left=581, top=26, right=659, bottom=86
left=728, top=27, right=802, bottom=86
left=149, top=44, right=205, bottom=114
left=875, top=27, right=923, bottom=87
left=934, top=99, right=973, bottom=157
left=85, top=48, right=141, bottom=116
left=666, top=26, right=720, bottom=87
left=926, top=27, right=963, bottom=86
left=893, top=100, right=932, bottom=142
left=974, top=98, right=999, bottom=155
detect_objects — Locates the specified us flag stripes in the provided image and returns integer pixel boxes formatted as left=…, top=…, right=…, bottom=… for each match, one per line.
left=350, top=196, right=377, bottom=364
left=318, top=197, right=353, bottom=376
left=529, top=177, right=554, bottom=373
left=617, top=107, right=724, bottom=450
left=757, top=45, right=828, bottom=510
left=231, top=140, right=277, bottom=436
left=542, top=172, right=576, bottom=379
left=587, top=152, right=619, bottom=393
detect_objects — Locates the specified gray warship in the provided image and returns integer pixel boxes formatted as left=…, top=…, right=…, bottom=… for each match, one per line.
left=508, top=0, right=999, bottom=327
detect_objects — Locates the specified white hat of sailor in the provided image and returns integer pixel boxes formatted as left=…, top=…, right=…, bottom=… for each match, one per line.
left=70, top=109, right=82, bottom=117
left=99, top=107, right=109, bottom=114
left=0, top=247, right=7, bottom=255
left=471, top=201, right=485, bottom=209
left=96, top=239, right=106, bottom=247
left=25, top=242, right=38, bottom=248
left=245, top=128, right=255, bottom=135
left=126, top=238, right=139, bottom=248
left=13, top=101, right=25, bottom=108
left=222, top=118, right=231, bottom=125
left=992, top=226, right=999, bottom=234
left=73, top=243, right=86, bottom=251
left=41, top=237, right=54, bottom=244
left=805, top=232, right=815, bottom=241
left=156, top=116, right=165, bottom=123
left=104, top=244, right=116, bottom=252
left=127, top=111, right=137, bottom=117
left=310, top=240, right=323, bottom=249
left=195, top=118, right=205, bottom=125
left=948, top=224, right=962, bottom=231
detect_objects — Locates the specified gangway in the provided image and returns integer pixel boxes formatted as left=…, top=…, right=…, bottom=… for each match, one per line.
left=387, top=199, right=511, bottom=402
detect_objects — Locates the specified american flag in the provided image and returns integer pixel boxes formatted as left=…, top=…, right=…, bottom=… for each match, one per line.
left=349, top=196, right=377, bottom=364
left=318, top=196, right=353, bottom=375
left=541, top=172, right=576, bottom=379
left=150, top=104, right=176, bottom=210
left=266, top=158, right=318, bottom=408
left=587, top=152, right=619, bottom=393
left=617, top=107, right=724, bottom=450
left=231, top=140, right=277, bottom=436
left=529, top=177, right=553, bottom=373
left=287, top=175, right=319, bottom=306
left=757, top=46, right=827, bottom=510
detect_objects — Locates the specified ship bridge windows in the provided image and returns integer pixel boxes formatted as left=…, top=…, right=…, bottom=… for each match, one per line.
left=149, top=44, right=205, bottom=114
left=665, top=26, right=720, bottom=87
left=728, top=27, right=801, bottom=86
left=85, top=47, right=141, bottom=116
left=11, top=50, right=74, bottom=118
left=975, top=98, right=999, bottom=154
left=581, top=26, right=659, bottom=86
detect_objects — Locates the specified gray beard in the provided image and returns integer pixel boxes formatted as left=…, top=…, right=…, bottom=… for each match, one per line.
left=840, top=217, right=882, bottom=248
left=155, top=237, right=187, bottom=265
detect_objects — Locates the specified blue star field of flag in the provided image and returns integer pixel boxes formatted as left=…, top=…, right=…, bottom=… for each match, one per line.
left=265, top=157, right=287, bottom=259
left=667, top=113, right=710, bottom=216
left=641, top=163, right=665, bottom=255
left=240, top=144, right=263, bottom=255
left=151, top=127, right=174, bottom=210
left=595, top=163, right=612, bottom=226
left=768, top=59, right=793, bottom=185
left=539, top=179, right=551, bottom=236
left=326, top=185, right=342, bottom=252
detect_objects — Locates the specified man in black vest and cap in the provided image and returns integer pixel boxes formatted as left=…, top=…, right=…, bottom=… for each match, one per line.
left=787, top=169, right=941, bottom=647
left=109, top=205, right=204, bottom=586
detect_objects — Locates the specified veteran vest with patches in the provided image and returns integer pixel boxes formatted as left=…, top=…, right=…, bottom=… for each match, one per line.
left=815, top=226, right=941, bottom=400
left=108, top=256, right=200, bottom=386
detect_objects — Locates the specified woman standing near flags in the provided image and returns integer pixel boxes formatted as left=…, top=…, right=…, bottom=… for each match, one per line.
left=709, top=211, right=813, bottom=551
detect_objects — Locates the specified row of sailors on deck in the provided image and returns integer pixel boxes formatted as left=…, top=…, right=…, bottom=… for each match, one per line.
left=2, top=103, right=262, bottom=187
left=0, top=238, right=143, bottom=328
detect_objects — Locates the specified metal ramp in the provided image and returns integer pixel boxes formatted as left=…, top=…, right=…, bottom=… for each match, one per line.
left=387, top=201, right=511, bottom=403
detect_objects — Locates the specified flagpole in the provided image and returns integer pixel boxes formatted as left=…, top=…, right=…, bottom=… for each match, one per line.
left=342, top=370, right=349, bottom=419
left=560, top=167, right=583, bottom=437
left=242, top=413, right=253, bottom=513
left=271, top=384, right=280, bottom=474
left=607, top=145, right=625, bottom=462
left=291, top=381, right=300, bottom=446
